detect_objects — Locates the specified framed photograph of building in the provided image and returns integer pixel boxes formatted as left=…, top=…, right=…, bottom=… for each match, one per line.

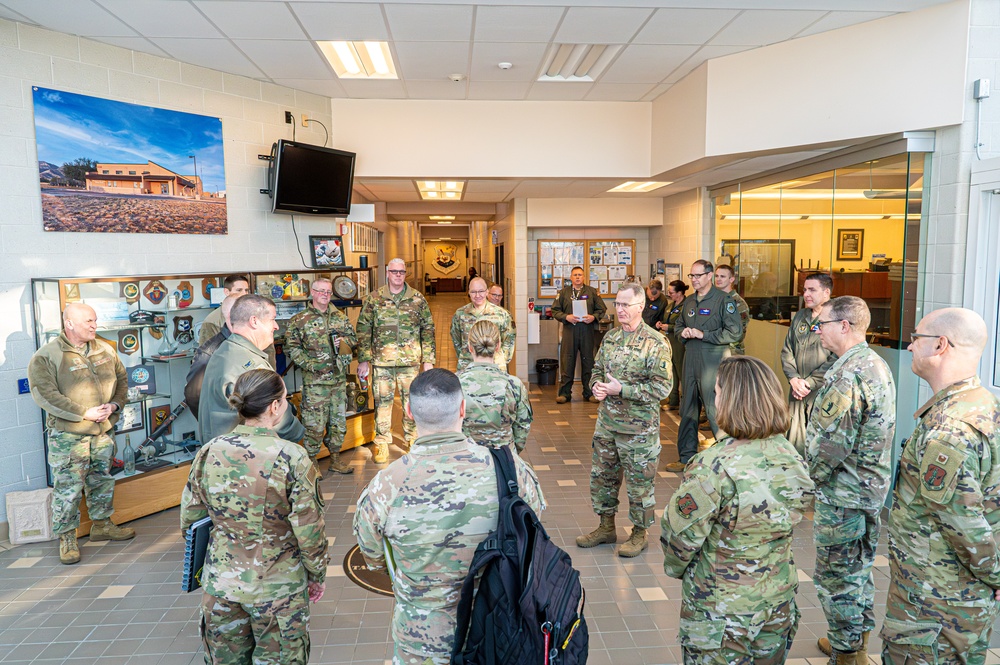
left=310, top=235, right=345, bottom=268
left=837, top=229, right=865, bottom=261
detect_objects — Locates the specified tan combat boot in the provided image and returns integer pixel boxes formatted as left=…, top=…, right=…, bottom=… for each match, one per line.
left=575, top=515, right=617, bottom=548
left=855, top=631, right=870, bottom=664
left=617, top=525, right=648, bottom=558
left=818, top=637, right=832, bottom=657
left=59, top=531, right=80, bottom=565
left=833, top=652, right=857, bottom=665
left=89, top=518, right=135, bottom=542
left=328, top=451, right=354, bottom=475
left=373, top=442, right=389, bottom=464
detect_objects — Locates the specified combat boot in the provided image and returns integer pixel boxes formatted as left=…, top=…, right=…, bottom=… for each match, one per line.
left=89, top=518, right=135, bottom=542
left=328, top=451, right=354, bottom=475
left=855, top=631, right=870, bottom=664
left=818, top=637, right=832, bottom=656
left=832, top=651, right=857, bottom=665
left=617, top=525, right=648, bottom=558
left=59, top=531, right=80, bottom=565
left=373, top=442, right=389, bottom=464
left=576, top=515, right=617, bottom=548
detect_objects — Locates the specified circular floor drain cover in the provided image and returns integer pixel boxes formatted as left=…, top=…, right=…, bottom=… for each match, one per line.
left=343, top=544, right=394, bottom=596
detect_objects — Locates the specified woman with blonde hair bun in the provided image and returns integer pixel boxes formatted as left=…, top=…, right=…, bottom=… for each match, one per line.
left=661, top=355, right=814, bottom=664
left=457, top=319, right=532, bottom=451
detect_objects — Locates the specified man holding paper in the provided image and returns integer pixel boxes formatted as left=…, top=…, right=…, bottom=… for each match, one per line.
left=552, top=266, right=607, bottom=403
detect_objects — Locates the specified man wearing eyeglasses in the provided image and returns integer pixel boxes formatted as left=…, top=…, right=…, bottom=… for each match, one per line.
left=806, top=296, right=895, bottom=664
left=713, top=264, right=750, bottom=355
left=357, top=258, right=436, bottom=463
left=285, top=278, right=358, bottom=477
left=881, top=308, right=1000, bottom=664
left=576, top=283, right=672, bottom=557
left=450, top=277, right=515, bottom=372
left=780, top=272, right=837, bottom=455
left=551, top=266, right=608, bottom=403
left=666, top=260, right=742, bottom=472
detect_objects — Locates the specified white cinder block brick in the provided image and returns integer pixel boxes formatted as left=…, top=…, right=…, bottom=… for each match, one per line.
left=80, top=39, right=132, bottom=73
left=109, top=70, right=159, bottom=105
left=0, top=76, right=23, bottom=108
left=133, top=50, right=181, bottom=82
left=224, top=118, right=265, bottom=144
left=0, top=46, right=53, bottom=85
left=262, top=82, right=296, bottom=107
left=52, top=58, right=110, bottom=96
left=0, top=136, right=28, bottom=167
left=205, top=90, right=244, bottom=119
left=0, top=18, right=17, bottom=48
left=243, top=99, right=284, bottom=125
left=223, top=72, right=261, bottom=100
left=18, top=24, right=79, bottom=60
left=181, top=63, right=224, bottom=92
left=158, top=81, right=204, bottom=112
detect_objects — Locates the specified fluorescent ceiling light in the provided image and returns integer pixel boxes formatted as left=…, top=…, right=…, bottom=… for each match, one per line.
left=319, top=41, right=397, bottom=79
left=608, top=181, right=672, bottom=193
left=735, top=190, right=919, bottom=201
left=539, top=44, right=621, bottom=82
left=416, top=180, right=465, bottom=201
left=429, top=216, right=455, bottom=221
left=720, top=213, right=907, bottom=221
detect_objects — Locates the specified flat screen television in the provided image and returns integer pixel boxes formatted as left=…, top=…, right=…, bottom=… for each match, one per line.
left=268, top=139, right=356, bottom=216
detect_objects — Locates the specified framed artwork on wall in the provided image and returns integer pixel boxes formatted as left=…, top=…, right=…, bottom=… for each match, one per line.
left=837, top=229, right=865, bottom=261
left=309, top=235, right=345, bottom=268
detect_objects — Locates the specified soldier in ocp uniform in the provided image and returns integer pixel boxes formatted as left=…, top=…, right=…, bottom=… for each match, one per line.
left=354, top=369, right=545, bottom=665
left=662, top=356, right=814, bottom=664
left=356, top=258, right=436, bottom=463
left=881, top=308, right=1000, bottom=664
left=806, top=296, right=895, bottom=665
left=576, top=283, right=672, bottom=558
left=181, top=369, right=329, bottom=665
left=28, top=302, right=135, bottom=565
left=285, top=277, right=357, bottom=476
left=457, top=319, right=532, bottom=452
left=450, top=277, right=516, bottom=371
left=668, top=260, right=743, bottom=471
left=781, top=272, right=837, bottom=455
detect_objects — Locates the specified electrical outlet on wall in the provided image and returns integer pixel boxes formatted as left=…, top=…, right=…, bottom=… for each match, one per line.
left=284, top=111, right=293, bottom=124
left=301, top=114, right=309, bottom=127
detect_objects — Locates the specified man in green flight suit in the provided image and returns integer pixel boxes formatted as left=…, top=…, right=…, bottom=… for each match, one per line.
left=806, top=296, right=895, bottom=665
left=667, top=260, right=742, bottom=471
left=576, top=283, right=672, bottom=558
left=285, top=277, right=357, bottom=476
left=882, top=308, right=1000, bottom=664
left=356, top=258, right=436, bottom=463
left=714, top=264, right=750, bottom=355
left=551, top=266, right=607, bottom=403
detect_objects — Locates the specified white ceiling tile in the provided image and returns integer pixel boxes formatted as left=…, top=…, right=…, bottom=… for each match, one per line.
left=289, top=2, right=389, bottom=41
left=664, top=44, right=751, bottom=84
left=339, top=79, right=406, bottom=99
left=235, top=39, right=331, bottom=79
left=467, top=80, right=530, bottom=100
left=152, top=38, right=265, bottom=79
left=474, top=6, right=563, bottom=43
left=406, top=79, right=467, bottom=100
left=471, top=42, right=547, bottom=82
left=4, top=0, right=136, bottom=37
left=96, top=0, right=222, bottom=38
left=710, top=10, right=828, bottom=47
left=384, top=4, right=473, bottom=42
left=509, top=180, right=571, bottom=198
left=585, top=82, right=655, bottom=101
left=197, top=1, right=306, bottom=40
left=600, top=44, right=698, bottom=84
left=633, top=8, right=740, bottom=45
left=0, top=5, right=31, bottom=22
left=466, top=180, right=518, bottom=194
left=555, top=7, right=654, bottom=44
left=357, top=179, right=416, bottom=191
left=793, top=11, right=893, bottom=38
left=272, top=77, right=347, bottom=98
left=463, top=192, right=509, bottom=203
left=563, top=180, right=623, bottom=197
left=94, top=36, right=171, bottom=58
left=526, top=81, right=592, bottom=101
left=393, top=41, right=470, bottom=80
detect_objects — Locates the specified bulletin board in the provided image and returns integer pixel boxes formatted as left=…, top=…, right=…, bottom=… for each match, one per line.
left=537, top=239, right=635, bottom=298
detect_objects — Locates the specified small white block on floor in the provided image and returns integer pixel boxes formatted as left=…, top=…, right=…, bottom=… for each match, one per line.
left=636, top=586, right=668, bottom=602
left=873, top=555, right=890, bottom=568
left=82, top=539, right=109, bottom=548
left=564, top=459, right=581, bottom=465
left=327, top=537, right=337, bottom=546
left=97, top=585, right=133, bottom=599
left=547, top=410, right=560, bottom=415
left=541, top=447, right=557, bottom=452
left=658, top=471, right=678, bottom=478
left=797, top=569, right=813, bottom=582
left=8, top=557, right=42, bottom=568
left=322, top=493, right=335, bottom=501
left=346, top=505, right=357, bottom=513
left=785, top=659, right=812, bottom=665
left=350, top=460, right=366, bottom=466
left=557, top=480, right=577, bottom=487
left=654, top=509, right=663, bottom=518
left=533, top=465, right=550, bottom=471
left=589, top=415, right=598, bottom=419
left=530, top=398, right=540, bottom=403
left=327, top=565, right=345, bottom=578
left=555, top=421, right=569, bottom=426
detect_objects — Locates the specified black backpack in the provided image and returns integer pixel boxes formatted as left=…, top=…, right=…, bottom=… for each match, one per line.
left=451, top=447, right=588, bottom=665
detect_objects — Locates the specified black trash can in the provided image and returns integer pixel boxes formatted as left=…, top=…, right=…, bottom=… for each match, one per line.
left=536, top=358, right=558, bottom=386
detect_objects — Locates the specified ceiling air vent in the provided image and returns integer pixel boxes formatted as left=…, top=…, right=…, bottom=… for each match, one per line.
left=537, top=44, right=621, bottom=82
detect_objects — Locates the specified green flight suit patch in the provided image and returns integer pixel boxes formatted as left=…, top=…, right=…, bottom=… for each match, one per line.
left=726, top=302, right=736, bottom=314
left=919, top=440, right=962, bottom=502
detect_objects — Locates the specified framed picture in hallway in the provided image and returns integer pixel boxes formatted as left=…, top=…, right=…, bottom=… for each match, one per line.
left=837, top=229, right=865, bottom=261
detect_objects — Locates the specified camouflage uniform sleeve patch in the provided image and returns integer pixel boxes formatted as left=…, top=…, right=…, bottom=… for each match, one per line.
left=919, top=439, right=963, bottom=503
left=814, top=386, right=852, bottom=430
left=667, top=482, right=715, bottom=530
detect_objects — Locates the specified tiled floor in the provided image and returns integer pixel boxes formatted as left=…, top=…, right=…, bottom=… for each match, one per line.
left=4, top=292, right=1000, bottom=664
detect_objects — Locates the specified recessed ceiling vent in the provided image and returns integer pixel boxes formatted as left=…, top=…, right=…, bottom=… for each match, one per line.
left=537, top=44, right=621, bottom=82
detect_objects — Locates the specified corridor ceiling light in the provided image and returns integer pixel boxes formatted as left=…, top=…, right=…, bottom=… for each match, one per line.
left=416, top=180, right=465, bottom=201
left=538, top=44, right=622, bottom=82
left=318, top=41, right=397, bottom=79
left=721, top=213, right=905, bottom=221
left=429, top=216, right=455, bottom=221
left=734, top=190, right=920, bottom=201
left=608, top=181, right=672, bottom=193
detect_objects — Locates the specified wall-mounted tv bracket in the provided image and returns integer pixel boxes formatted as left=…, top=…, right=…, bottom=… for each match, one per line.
left=258, top=152, right=274, bottom=195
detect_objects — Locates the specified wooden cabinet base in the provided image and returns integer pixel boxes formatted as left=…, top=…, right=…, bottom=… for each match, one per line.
left=75, top=410, right=375, bottom=537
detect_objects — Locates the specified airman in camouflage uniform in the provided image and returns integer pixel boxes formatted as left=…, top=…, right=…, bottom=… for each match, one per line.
left=805, top=296, right=895, bottom=663
left=353, top=369, right=544, bottom=665
left=285, top=278, right=357, bottom=475
left=781, top=273, right=837, bottom=455
left=458, top=361, right=532, bottom=452
left=714, top=264, right=750, bottom=355
left=450, top=277, right=516, bottom=371
left=28, top=303, right=134, bottom=565
left=356, top=259, right=436, bottom=463
left=881, top=308, right=1000, bottom=664
left=662, top=434, right=814, bottom=663
left=577, top=284, right=672, bottom=558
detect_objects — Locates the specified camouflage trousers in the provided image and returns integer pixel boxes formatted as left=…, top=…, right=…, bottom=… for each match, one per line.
left=680, top=597, right=799, bottom=665
left=813, top=502, right=879, bottom=653
left=393, top=649, right=448, bottom=665
left=47, top=430, right=115, bottom=534
left=589, top=424, right=661, bottom=528
left=301, top=373, right=347, bottom=458
left=880, top=582, right=1000, bottom=665
left=373, top=365, right=418, bottom=448
left=200, top=590, right=311, bottom=665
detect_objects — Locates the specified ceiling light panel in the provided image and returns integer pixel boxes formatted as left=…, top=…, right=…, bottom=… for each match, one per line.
left=416, top=181, right=465, bottom=201
left=608, top=181, right=672, bottom=193
left=538, top=44, right=621, bottom=82
left=318, top=41, right=398, bottom=79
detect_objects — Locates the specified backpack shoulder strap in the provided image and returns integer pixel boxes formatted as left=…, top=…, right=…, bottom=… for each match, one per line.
left=490, top=446, right=519, bottom=498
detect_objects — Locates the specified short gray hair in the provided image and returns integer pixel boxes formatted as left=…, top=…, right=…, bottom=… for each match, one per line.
left=408, top=369, right=463, bottom=432
left=825, top=296, right=870, bottom=334
left=617, top=282, right=644, bottom=303
left=231, top=294, right=276, bottom=327
left=388, top=258, right=405, bottom=270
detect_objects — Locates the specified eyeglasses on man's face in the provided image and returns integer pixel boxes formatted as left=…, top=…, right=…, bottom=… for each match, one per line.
left=687, top=272, right=711, bottom=279
left=816, top=318, right=846, bottom=328
left=469, top=290, right=487, bottom=295
left=311, top=289, right=332, bottom=296
left=613, top=301, right=642, bottom=309
left=910, top=332, right=955, bottom=347
left=387, top=269, right=406, bottom=275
